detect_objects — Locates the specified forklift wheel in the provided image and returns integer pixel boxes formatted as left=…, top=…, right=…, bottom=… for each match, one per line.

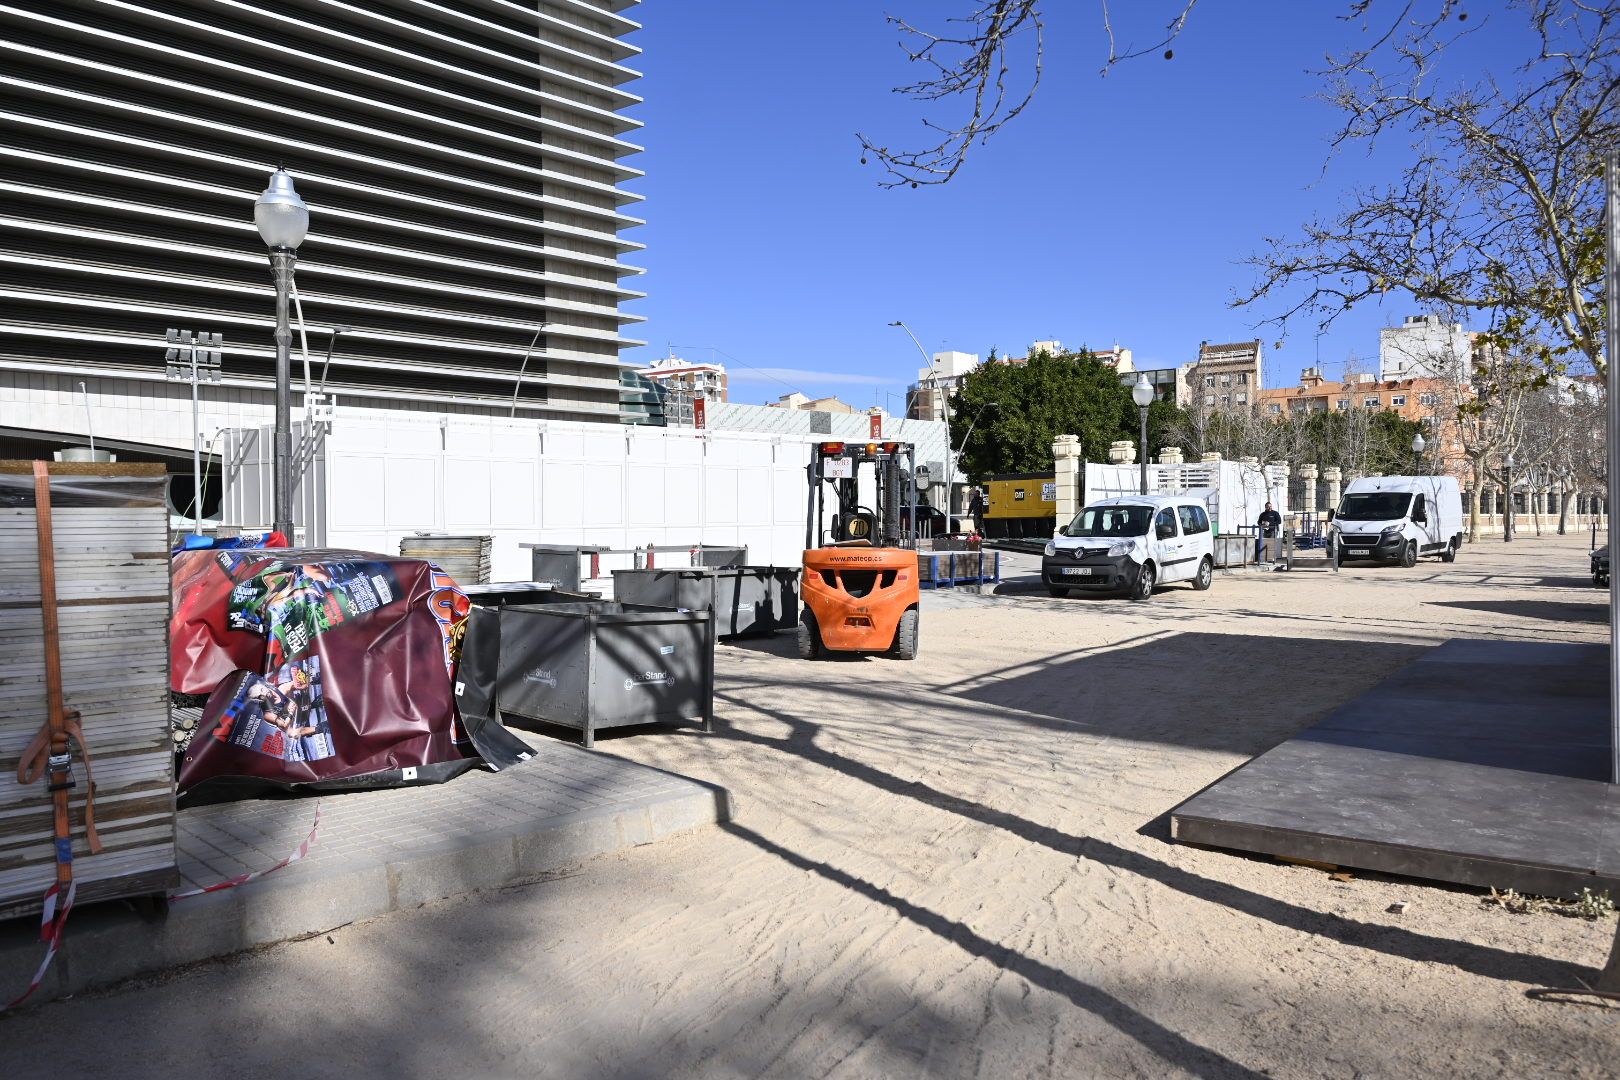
left=892, top=607, right=919, bottom=660
left=797, top=611, right=822, bottom=659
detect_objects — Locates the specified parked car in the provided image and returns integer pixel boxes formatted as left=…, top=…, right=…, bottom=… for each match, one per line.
left=1041, top=495, right=1215, bottom=601
left=1331, top=475, right=1464, bottom=567
left=1592, top=546, right=1608, bottom=588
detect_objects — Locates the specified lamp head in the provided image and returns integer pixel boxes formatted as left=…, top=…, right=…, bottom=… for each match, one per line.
left=1412, top=433, right=1426, bottom=453
left=254, top=168, right=309, bottom=250
left=1131, top=373, right=1154, bottom=408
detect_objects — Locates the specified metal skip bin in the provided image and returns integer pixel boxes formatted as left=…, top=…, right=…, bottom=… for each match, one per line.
left=494, top=602, right=714, bottom=749
left=610, top=567, right=799, bottom=639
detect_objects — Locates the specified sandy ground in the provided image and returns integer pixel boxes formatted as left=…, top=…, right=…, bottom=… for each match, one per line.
left=2, top=534, right=1616, bottom=1078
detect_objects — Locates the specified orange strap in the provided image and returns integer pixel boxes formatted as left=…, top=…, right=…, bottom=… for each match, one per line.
left=19, top=462, right=102, bottom=880
left=15, top=710, right=102, bottom=856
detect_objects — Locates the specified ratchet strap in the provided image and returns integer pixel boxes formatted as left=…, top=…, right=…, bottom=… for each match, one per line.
left=15, top=461, right=102, bottom=862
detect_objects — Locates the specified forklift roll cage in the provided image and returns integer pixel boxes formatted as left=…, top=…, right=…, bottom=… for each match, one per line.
left=804, top=441, right=920, bottom=550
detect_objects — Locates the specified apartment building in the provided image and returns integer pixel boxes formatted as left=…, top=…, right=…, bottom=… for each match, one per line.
left=1186, top=340, right=1264, bottom=410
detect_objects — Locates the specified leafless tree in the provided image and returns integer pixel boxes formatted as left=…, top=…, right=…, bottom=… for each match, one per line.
left=861, top=2, right=1472, bottom=187
left=1236, top=1, right=1618, bottom=379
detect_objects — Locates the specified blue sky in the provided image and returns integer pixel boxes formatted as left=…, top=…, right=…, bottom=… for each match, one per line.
left=620, top=3, right=1528, bottom=408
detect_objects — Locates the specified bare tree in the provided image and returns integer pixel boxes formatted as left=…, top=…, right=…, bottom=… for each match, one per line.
left=1236, top=1, right=1618, bottom=378
left=861, top=2, right=1473, bottom=187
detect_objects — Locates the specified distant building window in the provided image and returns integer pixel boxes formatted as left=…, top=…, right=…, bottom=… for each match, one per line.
left=1220, top=394, right=1230, bottom=405
left=1205, top=374, right=1216, bottom=388
left=1419, top=392, right=1438, bottom=406
left=1235, top=393, right=1247, bottom=405
left=1269, top=404, right=1282, bottom=414
left=1364, top=396, right=1380, bottom=408
left=1221, top=374, right=1232, bottom=386
left=1391, top=395, right=1407, bottom=406
left=1237, top=372, right=1249, bottom=385
left=1336, top=399, right=1350, bottom=410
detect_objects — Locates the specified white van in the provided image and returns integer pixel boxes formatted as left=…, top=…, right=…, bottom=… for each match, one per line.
left=1332, top=475, right=1464, bottom=566
left=1042, top=495, right=1216, bottom=601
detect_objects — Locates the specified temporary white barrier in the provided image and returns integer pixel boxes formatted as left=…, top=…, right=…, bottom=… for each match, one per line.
left=222, top=410, right=818, bottom=581
left=1084, top=461, right=1288, bottom=535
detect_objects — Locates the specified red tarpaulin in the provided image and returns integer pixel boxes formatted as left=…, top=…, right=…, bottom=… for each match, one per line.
left=170, top=548, right=478, bottom=801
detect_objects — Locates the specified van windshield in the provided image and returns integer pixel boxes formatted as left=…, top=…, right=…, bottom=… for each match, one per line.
left=1065, top=505, right=1152, bottom=537
left=1338, top=492, right=1412, bottom=521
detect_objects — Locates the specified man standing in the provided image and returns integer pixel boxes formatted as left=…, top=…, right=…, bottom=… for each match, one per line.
left=1256, top=502, right=1282, bottom=562
left=967, top=485, right=987, bottom=535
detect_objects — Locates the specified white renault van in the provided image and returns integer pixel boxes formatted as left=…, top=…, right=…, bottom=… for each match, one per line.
left=1042, top=495, right=1216, bottom=601
left=1332, top=475, right=1464, bottom=566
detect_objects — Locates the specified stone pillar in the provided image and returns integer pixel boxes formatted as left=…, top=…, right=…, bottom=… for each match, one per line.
left=1052, top=435, right=1083, bottom=531
left=1200, top=452, right=1222, bottom=464
left=1299, top=463, right=1319, bottom=515
left=1108, top=440, right=1137, bottom=465
left=1158, top=446, right=1184, bottom=466
left=1323, top=466, right=1343, bottom=512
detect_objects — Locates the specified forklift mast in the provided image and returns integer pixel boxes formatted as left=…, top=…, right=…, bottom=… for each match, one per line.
left=805, top=441, right=918, bottom=550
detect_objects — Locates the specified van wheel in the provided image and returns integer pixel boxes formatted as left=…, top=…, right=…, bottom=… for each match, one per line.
left=1400, top=540, right=1418, bottom=568
left=892, top=607, right=919, bottom=660
left=1130, top=562, right=1156, bottom=602
left=1192, top=556, right=1213, bottom=591
left=797, top=610, right=822, bottom=659
left=1440, top=538, right=1458, bottom=563
left=1047, top=586, right=1069, bottom=598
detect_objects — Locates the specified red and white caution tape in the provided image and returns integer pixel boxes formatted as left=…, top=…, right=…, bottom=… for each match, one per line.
left=170, top=803, right=322, bottom=901
left=4, top=804, right=321, bottom=1010
left=5, top=880, right=76, bottom=1012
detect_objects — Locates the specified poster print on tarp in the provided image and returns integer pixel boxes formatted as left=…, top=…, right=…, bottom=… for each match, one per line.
left=213, top=657, right=335, bottom=763
left=227, top=560, right=403, bottom=668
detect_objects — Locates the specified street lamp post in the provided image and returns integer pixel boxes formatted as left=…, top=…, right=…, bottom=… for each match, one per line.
left=890, top=320, right=956, bottom=516
left=1412, top=431, right=1426, bottom=474
left=254, top=168, right=309, bottom=540
left=1504, top=452, right=1516, bottom=542
left=1132, top=373, right=1154, bottom=495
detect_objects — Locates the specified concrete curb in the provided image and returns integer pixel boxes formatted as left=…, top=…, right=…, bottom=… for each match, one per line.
left=1, top=763, right=733, bottom=1008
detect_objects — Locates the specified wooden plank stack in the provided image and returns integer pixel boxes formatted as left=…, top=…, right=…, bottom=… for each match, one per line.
left=400, top=533, right=493, bottom=585
left=0, top=462, right=178, bottom=920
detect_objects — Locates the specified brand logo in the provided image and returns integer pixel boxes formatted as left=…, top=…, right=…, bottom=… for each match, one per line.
left=624, top=670, right=673, bottom=690
left=524, top=668, right=558, bottom=688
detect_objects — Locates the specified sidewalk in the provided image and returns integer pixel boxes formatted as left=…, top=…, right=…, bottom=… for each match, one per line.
left=1, top=739, right=732, bottom=1006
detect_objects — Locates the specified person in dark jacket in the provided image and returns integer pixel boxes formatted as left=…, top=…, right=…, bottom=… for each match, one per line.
left=967, top=486, right=987, bottom=534
left=1256, top=502, right=1282, bottom=561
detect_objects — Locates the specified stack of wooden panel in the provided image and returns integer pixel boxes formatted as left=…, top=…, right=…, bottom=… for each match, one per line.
left=400, top=533, right=492, bottom=585
left=0, top=462, right=178, bottom=920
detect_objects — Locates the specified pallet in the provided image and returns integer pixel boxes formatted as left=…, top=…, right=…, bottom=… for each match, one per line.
left=0, top=463, right=178, bottom=920
left=918, top=551, right=1001, bottom=590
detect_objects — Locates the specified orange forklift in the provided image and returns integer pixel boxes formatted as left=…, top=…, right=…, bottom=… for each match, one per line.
left=798, top=440, right=921, bottom=660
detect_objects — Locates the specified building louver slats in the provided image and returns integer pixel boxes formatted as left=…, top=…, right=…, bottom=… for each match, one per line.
left=0, top=0, right=644, bottom=425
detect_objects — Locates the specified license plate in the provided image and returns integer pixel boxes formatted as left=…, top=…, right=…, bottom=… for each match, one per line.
left=1061, top=567, right=1093, bottom=576
left=1347, top=548, right=1370, bottom=555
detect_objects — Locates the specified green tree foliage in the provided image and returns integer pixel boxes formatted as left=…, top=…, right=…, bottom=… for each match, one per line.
left=950, top=349, right=1188, bottom=478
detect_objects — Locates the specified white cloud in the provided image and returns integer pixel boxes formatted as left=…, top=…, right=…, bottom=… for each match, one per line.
left=727, top=367, right=896, bottom=387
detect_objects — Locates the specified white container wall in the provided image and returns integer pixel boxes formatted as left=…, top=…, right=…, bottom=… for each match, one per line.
left=223, top=410, right=819, bottom=581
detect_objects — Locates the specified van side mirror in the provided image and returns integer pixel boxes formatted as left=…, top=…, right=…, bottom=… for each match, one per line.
left=1325, top=509, right=1335, bottom=522
left=1156, top=523, right=1176, bottom=540
left=1412, top=507, right=1427, bottom=523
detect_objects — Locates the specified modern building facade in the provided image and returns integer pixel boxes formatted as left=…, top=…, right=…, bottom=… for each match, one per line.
left=907, top=350, right=980, bottom=422
left=0, top=1, right=645, bottom=480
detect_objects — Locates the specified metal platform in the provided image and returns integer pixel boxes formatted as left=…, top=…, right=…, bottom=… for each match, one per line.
left=1171, top=638, right=1620, bottom=899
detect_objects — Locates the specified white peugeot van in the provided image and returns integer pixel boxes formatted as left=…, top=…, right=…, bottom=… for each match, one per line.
left=1332, top=475, right=1464, bottom=567
left=1042, top=495, right=1216, bottom=601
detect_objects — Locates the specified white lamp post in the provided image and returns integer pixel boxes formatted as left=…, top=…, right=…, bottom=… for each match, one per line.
left=1132, top=373, right=1154, bottom=495
left=254, top=168, right=309, bottom=540
left=1412, top=431, right=1426, bottom=474
left=890, top=320, right=955, bottom=514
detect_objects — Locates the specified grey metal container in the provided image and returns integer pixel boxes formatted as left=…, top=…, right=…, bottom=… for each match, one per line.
left=495, top=602, right=714, bottom=749
left=611, top=566, right=799, bottom=639
left=1213, top=534, right=1252, bottom=568
left=525, top=545, right=609, bottom=591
